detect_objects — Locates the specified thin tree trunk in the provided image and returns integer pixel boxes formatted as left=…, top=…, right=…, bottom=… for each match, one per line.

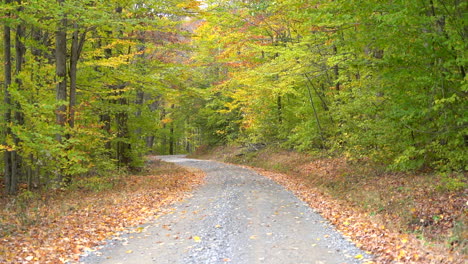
left=12, top=0, right=26, bottom=190
left=277, top=95, right=282, bottom=124
left=116, top=89, right=131, bottom=167
left=169, top=104, right=175, bottom=155
left=332, top=45, right=340, bottom=91
left=95, top=30, right=112, bottom=151
left=146, top=136, right=155, bottom=149
left=3, top=0, right=14, bottom=194
left=305, top=82, right=325, bottom=148
left=135, top=89, right=144, bottom=136
left=304, top=73, right=329, bottom=111
left=55, top=0, right=67, bottom=142
left=169, top=124, right=175, bottom=155
left=134, top=38, right=146, bottom=137
left=69, top=23, right=86, bottom=129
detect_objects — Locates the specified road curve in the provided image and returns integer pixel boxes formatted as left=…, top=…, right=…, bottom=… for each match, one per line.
left=80, top=155, right=370, bottom=264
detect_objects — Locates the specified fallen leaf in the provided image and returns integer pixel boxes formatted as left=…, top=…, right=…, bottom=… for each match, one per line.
left=193, top=236, right=201, bottom=242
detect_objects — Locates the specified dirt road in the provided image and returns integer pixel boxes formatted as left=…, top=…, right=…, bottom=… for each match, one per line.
left=80, top=156, right=370, bottom=264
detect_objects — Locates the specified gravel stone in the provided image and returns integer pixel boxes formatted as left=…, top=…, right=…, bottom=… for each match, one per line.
left=80, top=155, right=372, bottom=264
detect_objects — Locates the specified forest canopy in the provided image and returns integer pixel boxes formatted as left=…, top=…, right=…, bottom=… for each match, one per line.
left=1, top=0, right=467, bottom=194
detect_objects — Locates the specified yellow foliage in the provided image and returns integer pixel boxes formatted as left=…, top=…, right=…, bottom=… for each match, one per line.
left=161, top=118, right=173, bottom=124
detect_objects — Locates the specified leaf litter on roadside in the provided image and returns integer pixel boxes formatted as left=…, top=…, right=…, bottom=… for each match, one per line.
left=247, top=166, right=465, bottom=264
left=0, top=158, right=204, bottom=263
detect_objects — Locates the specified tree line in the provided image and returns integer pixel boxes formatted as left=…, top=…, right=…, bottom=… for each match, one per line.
left=2, top=0, right=466, bottom=195
left=1, top=0, right=200, bottom=195
left=180, top=0, right=466, bottom=172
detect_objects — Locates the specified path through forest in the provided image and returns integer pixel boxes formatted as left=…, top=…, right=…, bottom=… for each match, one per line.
left=81, top=156, right=371, bottom=264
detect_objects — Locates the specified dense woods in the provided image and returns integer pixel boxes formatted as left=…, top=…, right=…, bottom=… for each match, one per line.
left=0, top=0, right=465, bottom=188
left=0, top=0, right=202, bottom=194
left=185, top=0, right=466, bottom=173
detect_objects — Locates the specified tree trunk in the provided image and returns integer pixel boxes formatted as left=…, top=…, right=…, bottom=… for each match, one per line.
left=116, top=89, right=131, bottom=167
left=69, top=23, right=86, bottom=129
left=332, top=45, right=340, bottom=91
left=169, top=124, right=175, bottom=155
left=305, top=81, right=325, bottom=148
left=277, top=95, right=282, bottom=124
left=135, top=89, right=144, bottom=136
left=99, top=114, right=112, bottom=150
left=146, top=136, right=155, bottom=150
left=55, top=0, right=67, bottom=142
left=169, top=104, right=175, bottom=155
left=12, top=0, right=26, bottom=190
left=3, top=0, right=15, bottom=194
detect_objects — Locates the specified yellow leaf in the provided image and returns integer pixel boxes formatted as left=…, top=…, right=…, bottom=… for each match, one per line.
left=126, top=250, right=133, bottom=254
left=354, top=254, right=364, bottom=259
left=161, top=118, right=173, bottom=124
left=249, top=235, right=257, bottom=239
left=193, top=236, right=201, bottom=242
left=398, top=249, right=406, bottom=259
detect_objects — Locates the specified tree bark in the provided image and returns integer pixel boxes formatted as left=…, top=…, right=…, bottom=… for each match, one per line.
left=332, top=45, right=340, bottom=91
left=116, top=88, right=131, bottom=167
left=3, top=0, right=14, bottom=194
left=169, top=104, right=175, bottom=155
left=12, top=0, right=26, bottom=191
left=146, top=136, right=155, bottom=150
left=169, top=124, right=175, bottom=155
left=305, top=81, right=325, bottom=148
left=55, top=0, right=67, bottom=142
left=69, top=23, right=86, bottom=129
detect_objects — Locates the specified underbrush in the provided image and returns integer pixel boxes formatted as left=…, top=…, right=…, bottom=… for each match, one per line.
left=0, top=157, right=204, bottom=263
left=194, top=145, right=467, bottom=262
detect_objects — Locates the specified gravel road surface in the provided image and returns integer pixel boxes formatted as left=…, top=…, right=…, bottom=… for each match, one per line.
left=80, top=155, right=371, bottom=264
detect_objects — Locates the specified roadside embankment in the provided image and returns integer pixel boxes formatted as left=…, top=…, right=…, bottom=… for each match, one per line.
left=192, top=145, right=467, bottom=263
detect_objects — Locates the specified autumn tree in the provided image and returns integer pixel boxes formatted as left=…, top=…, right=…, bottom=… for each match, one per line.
left=186, top=0, right=467, bottom=172
left=0, top=0, right=201, bottom=193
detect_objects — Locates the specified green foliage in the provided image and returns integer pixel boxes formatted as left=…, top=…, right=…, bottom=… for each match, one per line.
left=0, top=0, right=466, bottom=195
left=187, top=0, right=467, bottom=173
left=0, top=0, right=201, bottom=193
left=436, top=173, right=467, bottom=192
